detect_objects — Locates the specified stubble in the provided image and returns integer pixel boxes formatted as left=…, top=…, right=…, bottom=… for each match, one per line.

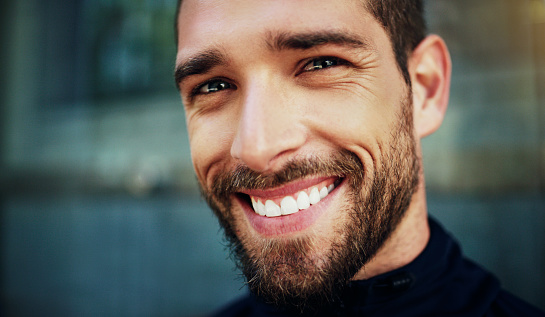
left=199, top=94, right=420, bottom=313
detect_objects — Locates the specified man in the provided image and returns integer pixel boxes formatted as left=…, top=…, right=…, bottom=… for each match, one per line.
left=174, top=0, right=544, bottom=316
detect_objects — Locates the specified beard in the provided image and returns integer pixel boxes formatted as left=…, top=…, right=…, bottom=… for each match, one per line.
left=198, top=95, right=420, bottom=313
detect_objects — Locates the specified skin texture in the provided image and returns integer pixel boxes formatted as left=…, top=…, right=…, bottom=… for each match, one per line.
left=175, top=0, right=451, bottom=311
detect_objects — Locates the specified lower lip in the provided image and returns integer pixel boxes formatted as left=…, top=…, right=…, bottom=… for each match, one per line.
left=237, top=179, right=345, bottom=237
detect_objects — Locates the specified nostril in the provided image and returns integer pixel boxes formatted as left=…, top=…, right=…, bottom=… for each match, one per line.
left=230, top=101, right=308, bottom=172
left=230, top=136, right=270, bottom=171
left=231, top=146, right=273, bottom=172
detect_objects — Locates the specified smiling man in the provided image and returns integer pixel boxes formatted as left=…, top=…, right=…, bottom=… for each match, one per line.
left=174, top=0, right=544, bottom=316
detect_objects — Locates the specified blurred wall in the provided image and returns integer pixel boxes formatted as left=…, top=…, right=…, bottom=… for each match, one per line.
left=1, top=0, right=544, bottom=316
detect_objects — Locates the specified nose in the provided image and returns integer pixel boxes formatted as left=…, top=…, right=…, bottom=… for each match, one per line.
left=230, top=75, right=307, bottom=172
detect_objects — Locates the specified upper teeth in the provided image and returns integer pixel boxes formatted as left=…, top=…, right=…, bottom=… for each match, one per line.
left=250, top=183, right=336, bottom=217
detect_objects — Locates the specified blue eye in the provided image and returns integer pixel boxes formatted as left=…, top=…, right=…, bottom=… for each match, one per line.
left=198, top=80, right=234, bottom=94
left=303, top=57, right=345, bottom=72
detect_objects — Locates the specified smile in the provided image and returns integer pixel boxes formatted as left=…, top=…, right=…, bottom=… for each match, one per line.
left=247, top=178, right=342, bottom=217
left=236, top=176, right=346, bottom=236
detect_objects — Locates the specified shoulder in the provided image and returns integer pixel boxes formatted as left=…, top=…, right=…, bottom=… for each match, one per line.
left=485, top=290, right=545, bottom=317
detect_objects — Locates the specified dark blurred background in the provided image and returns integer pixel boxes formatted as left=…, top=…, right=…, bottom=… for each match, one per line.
left=1, top=0, right=544, bottom=316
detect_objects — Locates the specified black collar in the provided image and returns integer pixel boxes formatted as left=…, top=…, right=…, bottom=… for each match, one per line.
left=250, top=218, right=500, bottom=316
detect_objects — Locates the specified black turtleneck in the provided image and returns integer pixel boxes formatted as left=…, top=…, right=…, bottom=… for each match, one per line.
left=212, top=218, right=544, bottom=316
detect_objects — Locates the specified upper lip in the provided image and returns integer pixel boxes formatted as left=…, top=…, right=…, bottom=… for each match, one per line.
left=238, top=176, right=341, bottom=199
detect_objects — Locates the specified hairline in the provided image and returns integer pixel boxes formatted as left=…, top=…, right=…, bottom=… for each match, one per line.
left=174, top=0, right=424, bottom=85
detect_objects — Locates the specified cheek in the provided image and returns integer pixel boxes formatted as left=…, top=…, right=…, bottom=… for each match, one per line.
left=301, top=88, right=394, bottom=151
left=298, top=85, right=403, bottom=180
left=187, top=116, right=236, bottom=186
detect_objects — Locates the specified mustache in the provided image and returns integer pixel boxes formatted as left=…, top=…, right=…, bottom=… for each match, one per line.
left=210, top=150, right=364, bottom=202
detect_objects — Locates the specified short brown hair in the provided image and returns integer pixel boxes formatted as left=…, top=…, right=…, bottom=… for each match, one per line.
left=364, top=0, right=427, bottom=84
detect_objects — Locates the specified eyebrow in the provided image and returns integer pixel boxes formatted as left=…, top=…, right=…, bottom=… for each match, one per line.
left=174, top=48, right=227, bottom=88
left=267, top=30, right=368, bottom=51
left=174, top=31, right=370, bottom=87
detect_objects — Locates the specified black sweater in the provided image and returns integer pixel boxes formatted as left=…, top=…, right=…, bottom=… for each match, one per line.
left=212, top=218, right=544, bottom=316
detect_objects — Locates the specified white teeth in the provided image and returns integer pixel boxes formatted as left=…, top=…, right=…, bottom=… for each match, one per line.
left=320, top=187, right=328, bottom=199
left=281, top=196, right=298, bottom=215
left=296, top=191, right=311, bottom=210
left=252, top=196, right=266, bottom=216
left=249, top=181, right=339, bottom=217
left=251, top=197, right=258, bottom=212
left=256, top=200, right=266, bottom=216
left=309, top=187, right=321, bottom=205
left=265, top=200, right=281, bottom=217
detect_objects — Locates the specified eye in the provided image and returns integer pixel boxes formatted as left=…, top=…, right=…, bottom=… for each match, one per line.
left=195, top=79, right=235, bottom=95
left=302, top=56, right=347, bottom=72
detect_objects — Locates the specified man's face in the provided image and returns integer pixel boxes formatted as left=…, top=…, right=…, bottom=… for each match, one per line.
left=176, top=0, right=420, bottom=310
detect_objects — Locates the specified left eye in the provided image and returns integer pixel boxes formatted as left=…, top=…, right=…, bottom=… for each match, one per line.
left=303, top=57, right=345, bottom=72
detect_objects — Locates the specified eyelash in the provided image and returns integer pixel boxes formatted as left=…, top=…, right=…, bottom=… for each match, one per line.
left=189, top=56, right=349, bottom=98
left=190, top=77, right=235, bottom=98
left=300, top=56, right=349, bottom=73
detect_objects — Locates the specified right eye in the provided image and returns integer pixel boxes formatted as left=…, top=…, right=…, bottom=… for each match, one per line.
left=196, top=79, right=236, bottom=95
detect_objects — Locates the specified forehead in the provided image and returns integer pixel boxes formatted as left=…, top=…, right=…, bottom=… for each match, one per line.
left=176, top=0, right=378, bottom=57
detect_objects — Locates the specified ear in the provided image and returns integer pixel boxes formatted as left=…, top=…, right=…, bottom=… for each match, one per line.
left=409, top=35, right=452, bottom=138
